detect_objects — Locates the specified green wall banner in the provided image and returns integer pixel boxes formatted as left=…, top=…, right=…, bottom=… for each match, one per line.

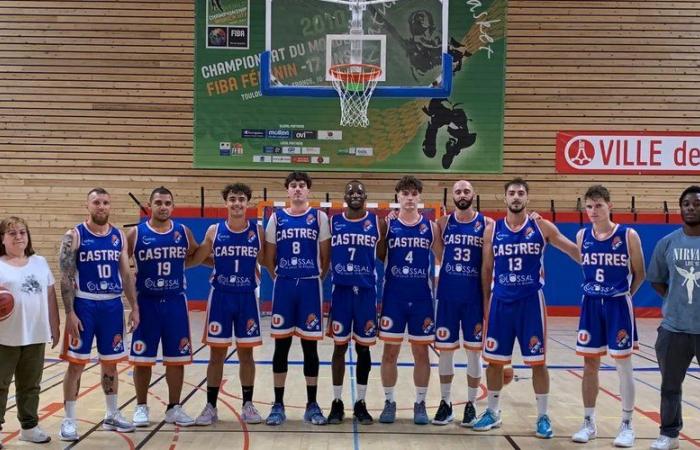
left=194, top=0, right=506, bottom=173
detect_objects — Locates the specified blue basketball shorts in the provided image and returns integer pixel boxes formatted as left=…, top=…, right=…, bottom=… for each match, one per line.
left=129, top=292, right=192, bottom=366
left=379, top=288, right=435, bottom=344
left=483, top=290, right=547, bottom=366
left=203, top=287, right=262, bottom=348
left=60, top=297, right=126, bottom=364
left=434, top=292, right=484, bottom=351
left=271, top=277, right=323, bottom=340
left=327, top=285, right=378, bottom=346
left=576, top=294, right=638, bottom=358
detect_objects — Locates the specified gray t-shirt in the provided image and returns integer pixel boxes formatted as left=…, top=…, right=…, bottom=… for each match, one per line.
left=647, top=228, right=700, bottom=334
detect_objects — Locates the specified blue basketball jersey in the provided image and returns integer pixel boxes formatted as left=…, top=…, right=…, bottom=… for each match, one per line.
left=273, top=208, right=323, bottom=278
left=133, top=221, right=189, bottom=295
left=331, top=212, right=380, bottom=288
left=437, top=212, right=486, bottom=299
left=75, top=223, right=123, bottom=300
left=384, top=215, right=434, bottom=297
left=491, top=217, right=546, bottom=300
left=580, top=224, right=631, bottom=297
left=212, top=219, right=261, bottom=292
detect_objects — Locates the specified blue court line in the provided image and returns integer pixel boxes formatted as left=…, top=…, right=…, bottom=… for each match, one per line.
left=348, top=344, right=360, bottom=450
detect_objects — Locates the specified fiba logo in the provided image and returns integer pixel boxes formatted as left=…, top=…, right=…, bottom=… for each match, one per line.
left=577, top=329, right=591, bottom=345
left=132, top=340, right=146, bottom=355
left=566, top=139, right=594, bottom=167
left=436, top=327, right=450, bottom=341
left=209, top=321, right=223, bottom=336
left=272, top=314, right=284, bottom=328
left=485, top=337, right=498, bottom=351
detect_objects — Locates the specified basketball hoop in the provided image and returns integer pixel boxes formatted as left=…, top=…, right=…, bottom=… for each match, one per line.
left=329, top=63, right=382, bottom=127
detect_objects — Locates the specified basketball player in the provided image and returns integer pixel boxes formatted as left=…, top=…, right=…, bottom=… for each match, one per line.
left=432, top=180, right=492, bottom=427
left=326, top=180, right=386, bottom=425
left=58, top=188, right=139, bottom=441
left=571, top=185, right=644, bottom=447
left=379, top=176, right=442, bottom=425
left=264, top=172, right=330, bottom=426
left=128, top=187, right=198, bottom=427
left=474, top=178, right=579, bottom=438
left=190, top=183, right=265, bottom=425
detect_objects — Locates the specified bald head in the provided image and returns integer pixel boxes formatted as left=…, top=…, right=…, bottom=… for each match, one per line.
left=452, top=180, right=474, bottom=211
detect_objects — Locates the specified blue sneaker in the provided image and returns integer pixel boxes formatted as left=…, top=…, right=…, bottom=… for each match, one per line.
left=304, top=402, right=327, bottom=425
left=472, top=408, right=502, bottom=431
left=378, top=400, right=396, bottom=424
left=413, top=401, right=429, bottom=425
left=265, top=403, right=286, bottom=426
left=536, top=414, right=554, bottom=439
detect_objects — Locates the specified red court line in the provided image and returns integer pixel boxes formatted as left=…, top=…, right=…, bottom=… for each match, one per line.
left=1, top=362, right=135, bottom=448
left=567, top=369, right=700, bottom=448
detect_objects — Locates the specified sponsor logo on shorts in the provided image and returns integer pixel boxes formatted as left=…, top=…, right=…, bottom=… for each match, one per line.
left=364, top=320, right=376, bottom=336
left=271, top=314, right=284, bottom=328
left=209, top=321, right=223, bottom=336
left=305, top=313, right=319, bottom=330
left=473, top=323, right=483, bottom=341
left=112, top=334, right=124, bottom=352
left=436, top=327, right=450, bottom=341
left=380, top=316, right=393, bottom=330
left=246, top=318, right=259, bottom=336
left=332, top=320, right=343, bottom=335
left=528, top=335, right=543, bottom=354
left=485, top=337, right=498, bottom=351
left=132, top=340, right=147, bottom=355
left=616, top=329, right=630, bottom=348
left=69, top=335, right=82, bottom=350
left=577, top=329, right=591, bottom=345
left=179, top=337, right=191, bottom=354
left=422, top=317, right=435, bottom=334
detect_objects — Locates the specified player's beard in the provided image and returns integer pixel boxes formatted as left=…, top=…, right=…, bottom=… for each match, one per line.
left=454, top=198, right=472, bottom=211
left=91, top=213, right=109, bottom=226
left=507, top=202, right=524, bottom=214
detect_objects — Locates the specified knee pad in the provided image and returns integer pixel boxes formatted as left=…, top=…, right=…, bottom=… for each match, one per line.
left=301, top=339, right=319, bottom=377
left=272, top=337, right=292, bottom=373
left=355, top=344, right=372, bottom=384
left=466, top=350, right=482, bottom=379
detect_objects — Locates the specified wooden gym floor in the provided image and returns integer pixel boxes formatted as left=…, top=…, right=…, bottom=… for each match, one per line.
left=1, top=315, right=699, bottom=449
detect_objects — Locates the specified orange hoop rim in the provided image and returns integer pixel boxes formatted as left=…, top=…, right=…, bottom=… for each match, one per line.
left=329, top=63, right=382, bottom=82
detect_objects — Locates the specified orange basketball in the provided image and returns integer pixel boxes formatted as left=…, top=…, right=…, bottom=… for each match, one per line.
left=503, top=366, right=514, bottom=385
left=0, top=289, right=15, bottom=321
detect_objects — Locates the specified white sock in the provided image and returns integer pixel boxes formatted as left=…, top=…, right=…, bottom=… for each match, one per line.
left=333, top=385, right=343, bottom=401
left=440, top=383, right=451, bottom=403
left=65, top=400, right=77, bottom=419
left=616, top=357, right=635, bottom=422
left=536, top=394, right=548, bottom=417
left=356, top=384, right=367, bottom=401
left=416, top=386, right=428, bottom=404
left=487, top=390, right=500, bottom=412
left=105, top=394, right=118, bottom=416
left=468, top=386, right=478, bottom=403
left=384, top=386, right=395, bottom=403
left=584, top=407, right=596, bottom=422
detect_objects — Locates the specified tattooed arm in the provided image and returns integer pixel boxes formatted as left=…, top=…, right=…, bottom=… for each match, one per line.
left=59, top=229, right=83, bottom=340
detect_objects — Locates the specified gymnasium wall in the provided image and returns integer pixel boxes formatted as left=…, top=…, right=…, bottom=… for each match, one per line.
left=1, top=0, right=698, bottom=280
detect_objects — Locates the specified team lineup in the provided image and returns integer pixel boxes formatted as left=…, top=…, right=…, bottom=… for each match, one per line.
left=31, top=172, right=698, bottom=449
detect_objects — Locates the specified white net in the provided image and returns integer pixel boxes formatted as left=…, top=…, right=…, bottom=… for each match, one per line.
left=329, top=64, right=381, bottom=127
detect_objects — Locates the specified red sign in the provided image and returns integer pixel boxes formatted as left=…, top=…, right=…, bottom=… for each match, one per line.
left=556, top=131, right=700, bottom=174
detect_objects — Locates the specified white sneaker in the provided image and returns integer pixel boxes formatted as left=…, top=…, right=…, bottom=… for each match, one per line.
left=19, top=425, right=51, bottom=443
left=650, top=435, right=680, bottom=450
left=613, top=420, right=635, bottom=448
left=103, top=410, right=135, bottom=432
left=195, top=403, right=218, bottom=426
left=571, top=418, right=597, bottom=443
left=165, top=404, right=195, bottom=427
left=241, top=401, right=263, bottom=424
left=133, top=404, right=150, bottom=427
left=59, top=418, right=79, bottom=441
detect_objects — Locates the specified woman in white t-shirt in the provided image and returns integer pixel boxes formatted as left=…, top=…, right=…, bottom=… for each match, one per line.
left=0, top=217, right=60, bottom=446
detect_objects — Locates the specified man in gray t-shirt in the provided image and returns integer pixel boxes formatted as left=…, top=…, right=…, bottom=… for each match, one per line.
left=647, top=185, right=700, bottom=450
